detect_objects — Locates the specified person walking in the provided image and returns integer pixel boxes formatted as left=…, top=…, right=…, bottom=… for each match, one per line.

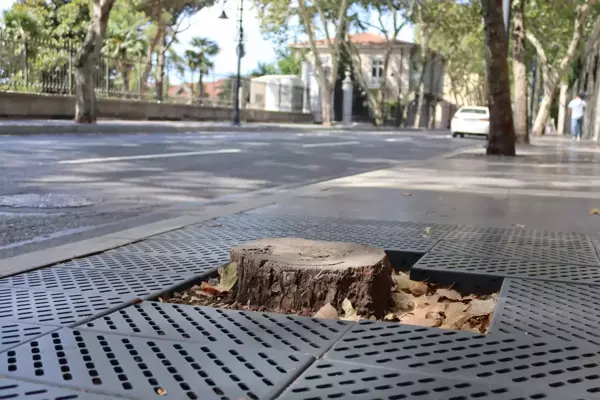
left=568, top=93, right=586, bottom=141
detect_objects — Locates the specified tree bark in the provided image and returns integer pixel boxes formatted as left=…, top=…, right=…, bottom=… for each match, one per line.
left=74, top=0, right=116, bottom=123
left=155, top=34, right=166, bottom=101
left=230, top=238, right=393, bottom=318
left=141, top=6, right=164, bottom=99
left=512, top=0, right=529, bottom=144
left=557, top=80, right=568, bottom=135
left=321, top=85, right=334, bottom=127
left=414, top=33, right=430, bottom=128
left=481, top=0, right=516, bottom=155
left=198, top=73, right=204, bottom=103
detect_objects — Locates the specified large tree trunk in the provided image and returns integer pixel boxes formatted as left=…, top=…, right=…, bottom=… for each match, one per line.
left=155, top=35, right=166, bottom=101
left=198, top=73, right=204, bottom=103
left=512, top=0, right=529, bottom=144
left=231, top=238, right=393, bottom=318
left=321, top=79, right=334, bottom=127
left=140, top=10, right=164, bottom=99
left=481, top=0, right=516, bottom=155
left=74, top=0, right=116, bottom=123
left=557, top=80, right=568, bottom=135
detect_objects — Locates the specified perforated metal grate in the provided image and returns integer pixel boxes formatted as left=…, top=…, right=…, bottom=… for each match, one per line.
left=0, top=287, right=126, bottom=326
left=151, top=227, right=295, bottom=242
left=327, top=321, right=600, bottom=395
left=0, top=329, right=312, bottom=399
left=412, top=253, right=600, bottom=285
left=111, top=239, right=233, bottom=258
left=0, top=266, right=192, bottom=300
left=82, top=301, right=353, bottom=357
left=431, top=240, right=600, bottom=266
left=282, top=360, right=563, bottom=400
left=446, top=227, right=589, bottom=241
left=59, top=251, right=228, bottom=276
left=491, top=279, right=600, bottom=347
left=0, top=322, right=56, bottom=353
left=0, top=378, right=110, bottom=399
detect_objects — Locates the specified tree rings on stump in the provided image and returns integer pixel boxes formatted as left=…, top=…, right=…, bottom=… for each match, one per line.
left=231, top=238, right=393, bottom=318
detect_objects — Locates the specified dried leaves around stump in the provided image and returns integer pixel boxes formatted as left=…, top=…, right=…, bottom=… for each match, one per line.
left=390, top=271, right=496, bottom=333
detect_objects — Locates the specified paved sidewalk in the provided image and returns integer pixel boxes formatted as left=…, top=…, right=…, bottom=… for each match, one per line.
left=0, top=137, right=598, bottom=398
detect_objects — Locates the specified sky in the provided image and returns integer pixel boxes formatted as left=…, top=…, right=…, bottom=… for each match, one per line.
left=0, top=0, right=414, bottom=77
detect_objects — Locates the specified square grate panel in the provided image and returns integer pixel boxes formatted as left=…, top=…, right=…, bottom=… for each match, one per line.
left=446, top=227, right=589, bottom=241
left=430, top=239, right=600, bottom=266
left=0, top=329, right=312, bottom=399
left=412, top=253, right=600, bottom=285
left=0, top=377, right=112, bottom=399
left=59, top=251, right=228, bottom=276
left=82, top=301, right=353, bottom=357
left=0, top=287, right=126, bottom=326
left=0, top=322, right=56, bottom=353
left=281, top=359, right=565, bottom=400
left=491, top=279, right=600, bottom=347
left=110, top=239, right=233, bottom=258
left=151, top=227, right=297, bottom=242
left=0, top=266, right=192, bottom=300
left=326, top=320, right=600, bottom=395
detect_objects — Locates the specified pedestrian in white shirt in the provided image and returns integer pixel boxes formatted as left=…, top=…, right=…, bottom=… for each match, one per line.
left=568, top=93, right=586, bottom=141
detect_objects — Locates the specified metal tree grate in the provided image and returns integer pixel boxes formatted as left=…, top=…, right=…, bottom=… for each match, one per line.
left=0, top=329, right=312, bottom=399
left=82, top=301, right=353, bottom=357
left=0, top=377, right=111, bottom=399
left=151, top=227, right=298, bottom=242
left=326, top=320, right=600, bottom=395
left=430, top=239, right=600, bottom=266
left=491, top=278, right=600, bottom=347
left=281, top=359, right=563, bottom=400
left=59, top=251, right=228, bottom=276
left=0, top=322, right=56, bottom=353
left=111, top=239, right=233, bottom=258
left=0, top=266, right=192, bottom=300
left=412, top=253, right=600, bottom=285
left=0, top=287, right=126, bottom=326
left=445, top=227, right=589, bottom=241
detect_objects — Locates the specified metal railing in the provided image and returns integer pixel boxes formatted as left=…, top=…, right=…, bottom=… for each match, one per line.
left=0, top=35, right=309, bottom=112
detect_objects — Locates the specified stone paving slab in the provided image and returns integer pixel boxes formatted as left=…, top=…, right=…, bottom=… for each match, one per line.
left=80, top=301, right=353, bottom=357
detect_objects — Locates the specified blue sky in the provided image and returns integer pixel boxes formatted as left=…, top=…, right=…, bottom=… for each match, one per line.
left=0, top=0, right=413, bottom=76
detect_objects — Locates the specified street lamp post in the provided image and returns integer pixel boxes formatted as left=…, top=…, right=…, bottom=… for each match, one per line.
left=219, top=0, right=244, bottom=125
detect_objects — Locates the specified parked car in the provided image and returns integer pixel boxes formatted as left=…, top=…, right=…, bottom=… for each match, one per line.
left=451, top=106, right=490, bottom=138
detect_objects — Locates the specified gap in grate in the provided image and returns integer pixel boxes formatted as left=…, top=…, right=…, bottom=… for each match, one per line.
left=430, top=239, right=600, bottom=266
left=81, top=301, right=354, bottom=357
left=0, top=287, right=128, bottom=327
left=490, top=278, right=600, bottom=348
left=0, top=377, right=112, bottom=399
left=0, top=266, right=193, bottom=300
left=326, top=320, right=600, bottom=395
left=59, top=251, right=228, bottom=276
left=282, top=359, right=565, bottom=400
left=0, top=328, right=313, bottom=399
left=412, top=253, right=600, bottom=287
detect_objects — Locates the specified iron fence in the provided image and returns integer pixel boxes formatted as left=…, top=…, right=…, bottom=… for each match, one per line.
left=0, top=35, right=309, bottom=112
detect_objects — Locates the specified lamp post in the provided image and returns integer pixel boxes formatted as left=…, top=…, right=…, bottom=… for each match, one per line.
left=219, top=0, right=244, bottom=125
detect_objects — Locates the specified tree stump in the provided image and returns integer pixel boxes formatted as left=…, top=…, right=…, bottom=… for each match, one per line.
left=230, top=238, right=393, bottom=318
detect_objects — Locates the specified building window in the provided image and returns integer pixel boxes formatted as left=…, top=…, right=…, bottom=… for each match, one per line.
left=371, top=59, right=384, bottom=80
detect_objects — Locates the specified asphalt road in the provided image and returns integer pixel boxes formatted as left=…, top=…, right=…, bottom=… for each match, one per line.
left=0, top=128, right=478, bottom=258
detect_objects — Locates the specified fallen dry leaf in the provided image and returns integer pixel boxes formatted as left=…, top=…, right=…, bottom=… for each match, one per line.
left=392, top=272, right=428, bottom=296
left=341, top=298, right=360, bottom=321
left=155, top=387, right=167, bottom=396
left=401, top=307, right=442, bottom=327
left=590, top=209, right=600, bottom=215
left=200, top=262, right=238, bottom=295
left=313, top=303, right=338, bottom=320
left=423, top=227, right=432, bottom=237
left=467, top=298, right=496, bottom=317
left=132, top=298, right=143, bottom=305
left=436, top=288, right=462, bottom=302
left=401, top=192, right=412, bottom=197
left=392, top=291, right=414, bottom=313
left=384, top=313, right=397, bottom=321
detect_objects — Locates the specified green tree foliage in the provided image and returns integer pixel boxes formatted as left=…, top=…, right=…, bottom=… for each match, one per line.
left=184, top=36, right=219, bottom=100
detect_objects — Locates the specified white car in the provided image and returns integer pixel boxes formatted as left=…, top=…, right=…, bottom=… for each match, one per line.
left=451, top=106, right=490, bottom=138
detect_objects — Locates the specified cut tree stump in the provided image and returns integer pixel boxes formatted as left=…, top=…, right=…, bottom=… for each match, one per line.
left=230, top=238, right=393, bottom=318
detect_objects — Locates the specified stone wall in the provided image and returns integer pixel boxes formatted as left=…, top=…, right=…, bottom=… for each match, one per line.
left=0, top=92, right=313, bottom=123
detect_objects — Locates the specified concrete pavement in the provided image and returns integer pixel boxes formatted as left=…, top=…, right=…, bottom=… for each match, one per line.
left=0, top=127, right=473, bottom=258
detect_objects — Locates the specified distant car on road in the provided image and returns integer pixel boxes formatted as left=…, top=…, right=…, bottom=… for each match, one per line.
left=451, top=106, right=490, bottom=138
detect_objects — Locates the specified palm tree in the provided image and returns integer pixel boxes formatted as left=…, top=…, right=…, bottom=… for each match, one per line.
left=184, top=37, right=219, bottom=102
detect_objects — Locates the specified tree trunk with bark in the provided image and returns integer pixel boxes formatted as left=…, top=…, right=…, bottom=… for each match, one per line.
left=414, top=34, right=430, bottom=129
left=141, top=8, right=164, bottom=99
left=231, top=238, right=394, bottom=318
left=512, top=0, right=529, bottom=144
left=155, top=35, right=166, bottom=101
left=481, top=0, right=516, bottom=155
left=198, top=73, right=204, bottom=103
left=74, top=0, right=116, bottom=123
left=557, top=80, right=568, bottom=135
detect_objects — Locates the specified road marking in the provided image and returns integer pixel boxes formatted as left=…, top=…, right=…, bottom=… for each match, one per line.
left=58, top=148, right=242, bottom=165
left=302, top=141, right=360, bottom=148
